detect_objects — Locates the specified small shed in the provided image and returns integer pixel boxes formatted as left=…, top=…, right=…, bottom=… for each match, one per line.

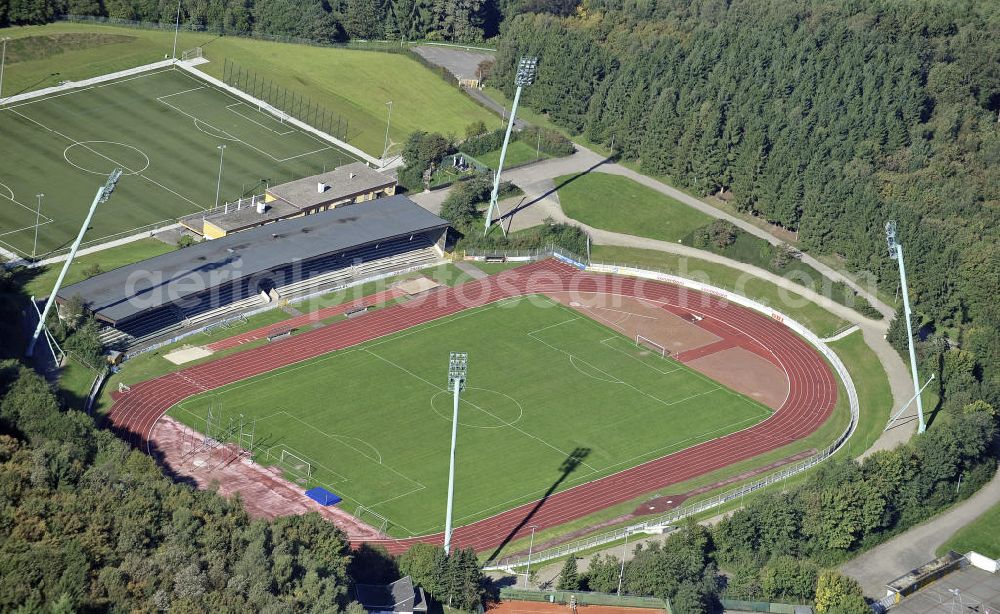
left=355, top=576, right=428, bottom=614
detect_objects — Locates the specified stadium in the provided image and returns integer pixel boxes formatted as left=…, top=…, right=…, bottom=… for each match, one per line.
left=6, top=47, right=857, bottom=566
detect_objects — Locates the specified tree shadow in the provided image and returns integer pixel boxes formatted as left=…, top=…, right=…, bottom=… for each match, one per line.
left=484, top=446, right=590, bottom=564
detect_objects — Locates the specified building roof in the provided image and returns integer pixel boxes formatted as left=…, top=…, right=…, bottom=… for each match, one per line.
left=57, top=196, right=447, bottom=325
left=268, top=162, right=396, bottom=210
left=200, top=198, right=301, bottom=233
left=355, top=576, right=427, bottom=613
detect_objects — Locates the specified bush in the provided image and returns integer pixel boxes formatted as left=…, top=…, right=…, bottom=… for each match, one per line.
left=460, top=129, right=505, bottom=156
left=517, top=127, right=575, bottom=157
left=176, top=235, right=197, bottom=249
left=82, top=263, right=103, bottom=278
left=709, top=219, right=738, bottom=248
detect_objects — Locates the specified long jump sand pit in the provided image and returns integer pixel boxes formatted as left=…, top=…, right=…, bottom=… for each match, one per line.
left=164, top=345, right=213, bottom=364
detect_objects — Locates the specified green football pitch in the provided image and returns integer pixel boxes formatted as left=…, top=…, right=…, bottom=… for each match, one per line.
left=168, top=296, right=773, bottom=537
left=0, top=67, right=357, bottom=257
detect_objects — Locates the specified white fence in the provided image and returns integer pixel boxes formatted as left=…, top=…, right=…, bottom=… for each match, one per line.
left=482, top=253, right=860, bottom=572
left=0, top=59, right=175, bottom=106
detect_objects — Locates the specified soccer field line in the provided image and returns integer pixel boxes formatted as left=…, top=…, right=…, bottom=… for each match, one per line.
left=261, top=441, right=350, bottom=483
left=572, top=304, right=778, bottom=418
left=188, top=301, right=503, bottom=399
left=527, top=323, right=720, bottom=410
left=157, top=92, right=332, bottom=165
left=599, top=336, right=681, bottom=376
left=0, top=187, right=56, bottom=223
left=273, top=409, right=426, bottom=489
left=8, top=107, right=209, bottom=213
left=1, top=68, right=175, bottom=111
left=361, top=346, right=601, bottom=474
left=226, top=103, right=296, bottom=136
left=0, top=219, right=54, bottom=239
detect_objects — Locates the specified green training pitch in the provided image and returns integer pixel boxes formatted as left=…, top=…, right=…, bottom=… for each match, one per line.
left=0, top=66, right=356, bottom=257
left=167, top=296, right=772, bottom=537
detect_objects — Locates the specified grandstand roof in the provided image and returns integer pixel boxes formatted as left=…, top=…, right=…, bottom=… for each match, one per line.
left=57, top=196, right=447, bottom=325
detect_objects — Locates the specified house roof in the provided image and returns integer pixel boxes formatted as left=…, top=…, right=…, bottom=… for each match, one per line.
left=355, top=576, right=427, bottom=613
left=267, top=162, right=396, bottom=210
left=56, top=196, right=447, bottom=325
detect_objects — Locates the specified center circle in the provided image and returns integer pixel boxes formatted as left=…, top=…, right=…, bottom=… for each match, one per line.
left=63, top=141, right=150, bottom=176
left=430, top=387, right=524, bottom=429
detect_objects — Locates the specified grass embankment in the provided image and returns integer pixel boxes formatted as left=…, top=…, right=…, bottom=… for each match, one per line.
left=938, top=502, right=1000, bottom=558
left=556, top=173, right=712, bottom=243
left=476, top=141, right=549, bottom=170
left=552, top=174, right=877, bottom=319
left=0, top=23, right=495, bottom=156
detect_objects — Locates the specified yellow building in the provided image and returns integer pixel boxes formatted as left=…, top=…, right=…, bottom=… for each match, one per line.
left=187, top=162, right=397, bottom=239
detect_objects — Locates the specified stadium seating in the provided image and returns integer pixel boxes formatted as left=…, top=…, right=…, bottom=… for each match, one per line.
left=105, top=236, right=442, bottom=349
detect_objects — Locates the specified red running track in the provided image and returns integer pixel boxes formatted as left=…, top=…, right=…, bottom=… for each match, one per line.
left=107, top=260, right=836, bottom=554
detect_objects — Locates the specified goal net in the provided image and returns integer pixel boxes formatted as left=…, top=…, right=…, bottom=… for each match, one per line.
left=356, top=505, right=390, bottom=533
left=263, top=447, right=314, bottom=484
left=180, top=47, right=204, bottom=61
left=636, top=334, right=669, bottom=358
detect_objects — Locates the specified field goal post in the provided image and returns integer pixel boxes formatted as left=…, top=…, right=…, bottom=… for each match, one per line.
left=636, top=334, right=669, bottom=358
left=355, top=505, right=390, bottom=533
left=180, top=47, right=204, bottom=61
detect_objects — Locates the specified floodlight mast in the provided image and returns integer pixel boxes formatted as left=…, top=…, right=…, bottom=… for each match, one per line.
left=26, top=169, right=123, bottom=358
left=886, top=220, right=925, bottom=433
left=483, top=57, right=538, bottom=236
left=443, top=351, right=468, bottom=554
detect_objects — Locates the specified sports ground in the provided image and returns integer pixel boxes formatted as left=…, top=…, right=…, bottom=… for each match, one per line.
left=0, top=67, right=355, bottom=257
left=107, top=260, right=838, bottom=552
left=167, top=295, right=772, bottom=537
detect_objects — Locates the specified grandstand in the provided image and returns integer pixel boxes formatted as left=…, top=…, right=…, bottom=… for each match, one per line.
left=56, top=196, right=448, bottom=349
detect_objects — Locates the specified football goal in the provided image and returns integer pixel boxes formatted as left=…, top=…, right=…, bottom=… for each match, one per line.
left=355, top=505, right=390, bottom=533
left=181, top=47, right=204, bottom=61
left=636, top=334, right=669, bottom=358
left=264, top=446, right=314, bottom=484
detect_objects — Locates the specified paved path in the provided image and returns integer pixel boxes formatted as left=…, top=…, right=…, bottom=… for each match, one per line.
left=840, top=468, right=1000, bottom=597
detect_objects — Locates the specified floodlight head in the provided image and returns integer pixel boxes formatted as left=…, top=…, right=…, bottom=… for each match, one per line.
left=447, top=351, right=468, bottom=391
left=515, top=56, right=538, bottom=87
left=99, top=168, right=123, bottom=203
left=885, top=220, right=898, bottom=257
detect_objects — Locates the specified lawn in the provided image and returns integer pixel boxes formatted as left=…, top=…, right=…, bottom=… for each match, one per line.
left=167, top=296, right=772, bottom=537
left=939, top=502, right=1000, bottom=558
left=556, top=173, right=713, bottom=243
left=0, top=23, right=497, bottom=157
left=589, top=245, right=850, bottom=337
left=0, top=67, right=355, bottom=256
left=476, top=140, right=548, bottom=170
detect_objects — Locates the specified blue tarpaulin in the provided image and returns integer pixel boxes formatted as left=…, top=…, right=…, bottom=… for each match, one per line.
left=305, top=487, right=342, bottom=506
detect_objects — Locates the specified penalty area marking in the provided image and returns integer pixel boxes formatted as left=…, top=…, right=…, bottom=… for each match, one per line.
left=193, top=119, right=239, bottom=141
left=226, top=102, right=295, bottom=136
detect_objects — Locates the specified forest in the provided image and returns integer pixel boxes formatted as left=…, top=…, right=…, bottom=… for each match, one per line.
left=490, top=0, right=1000, bottom=420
